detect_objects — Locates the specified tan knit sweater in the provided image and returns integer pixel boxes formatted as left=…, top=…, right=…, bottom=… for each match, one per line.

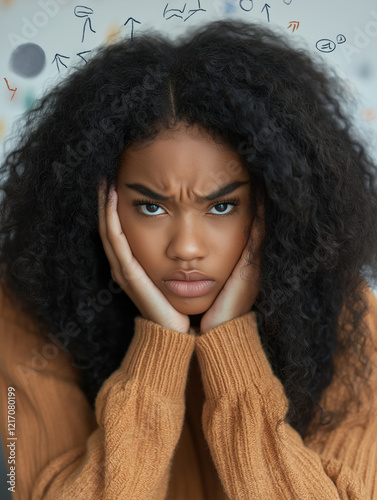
left=1, top=284, right=377, bottom=499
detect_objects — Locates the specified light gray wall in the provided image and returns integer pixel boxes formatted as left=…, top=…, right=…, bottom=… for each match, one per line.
left=1, top=0, right=376, bottom=165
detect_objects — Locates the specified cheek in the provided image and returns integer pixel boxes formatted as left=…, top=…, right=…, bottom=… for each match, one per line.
left=218, top=224, right=248, bottom=270
left=117, top=198, right=160, bottom=273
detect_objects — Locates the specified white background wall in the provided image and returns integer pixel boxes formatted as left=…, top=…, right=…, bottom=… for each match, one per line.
left=1, top=0, right=377, bottom=164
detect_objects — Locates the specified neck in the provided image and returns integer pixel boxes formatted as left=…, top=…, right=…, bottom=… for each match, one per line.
left=189, top=313, right=203, bottom=333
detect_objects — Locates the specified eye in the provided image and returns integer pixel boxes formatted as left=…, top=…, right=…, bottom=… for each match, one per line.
left=132, top=196, right=241, bottom=217
left=208, top=197, right=241, bottom=217
left=209, top=202, right=234, bottom=215
left=137, top=202, right=165, bottom=216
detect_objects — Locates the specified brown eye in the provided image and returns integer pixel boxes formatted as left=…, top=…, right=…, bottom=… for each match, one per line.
left=210, top=203, right=232, bottom=214
left=208, top=197, right=241, bottom=216
left=132, top=199, right=166, bottom=217
left=143, top=203, right=159, bottom=214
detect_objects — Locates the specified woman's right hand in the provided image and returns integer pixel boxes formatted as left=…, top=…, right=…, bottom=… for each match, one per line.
left=98, top=180, right=191, bottom=334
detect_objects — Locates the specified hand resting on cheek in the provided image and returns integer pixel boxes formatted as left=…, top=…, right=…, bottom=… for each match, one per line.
left=98, top=180, right=192, bottom=334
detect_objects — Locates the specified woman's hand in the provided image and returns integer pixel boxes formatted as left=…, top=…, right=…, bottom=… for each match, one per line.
left=98, top=181, right=191, bottom=334
left=199, top=203, right=265, bottom=334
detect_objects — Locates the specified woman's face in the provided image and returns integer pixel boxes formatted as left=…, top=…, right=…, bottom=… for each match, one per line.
left=115, top=123, right=253, bottom=317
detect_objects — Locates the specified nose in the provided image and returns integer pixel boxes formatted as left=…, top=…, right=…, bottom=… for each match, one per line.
left=166, top=216, right=208, bottom=262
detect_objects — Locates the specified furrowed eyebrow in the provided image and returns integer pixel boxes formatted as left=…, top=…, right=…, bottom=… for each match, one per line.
left=125, top=180, right=250, bottom=202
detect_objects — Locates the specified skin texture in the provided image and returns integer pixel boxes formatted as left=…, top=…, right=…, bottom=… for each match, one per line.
left=109, top=123, right=262, bottom=332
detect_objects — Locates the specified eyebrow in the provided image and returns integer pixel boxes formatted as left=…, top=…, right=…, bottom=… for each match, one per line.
left=125, top=180, right=250, bottom=202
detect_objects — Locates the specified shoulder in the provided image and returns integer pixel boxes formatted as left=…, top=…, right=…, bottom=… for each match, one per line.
left=0, top=284, right=82, bottom=383
left=0, top=284, right=41, bottom=335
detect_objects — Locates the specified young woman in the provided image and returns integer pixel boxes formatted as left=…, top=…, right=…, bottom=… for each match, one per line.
left=1, top=18, right=377, bottom=500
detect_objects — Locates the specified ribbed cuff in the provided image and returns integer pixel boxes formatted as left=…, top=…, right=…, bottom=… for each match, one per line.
left=120, top=316, right=196, bottom=400
left=195, top=311, right=277, bottom=400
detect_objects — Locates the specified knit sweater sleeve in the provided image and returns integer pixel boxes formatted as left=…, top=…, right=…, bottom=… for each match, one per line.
left=0, top=287, right=195, bottom=500
left=195, top=288, right=377, bottom=500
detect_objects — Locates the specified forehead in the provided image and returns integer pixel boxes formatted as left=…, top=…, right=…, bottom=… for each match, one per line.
left=118, top=125, right=248, bottom=186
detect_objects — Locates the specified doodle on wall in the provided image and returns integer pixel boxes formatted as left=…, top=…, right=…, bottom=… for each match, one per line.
left=1, top=0, right=376, bottom=159
left=9, top=42, right=46, bottom=78
left=74, top=5, right=96, bottom=43
left=316, top=35, right=346, bottom=53
left=163, top=1, right=206, bottom=22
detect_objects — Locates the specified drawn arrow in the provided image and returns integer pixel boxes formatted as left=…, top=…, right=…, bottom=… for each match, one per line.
left=287, top=21, right=300, bottom=32
left=124, top=17, right=141, bottom=41
left=183, top=1, right=206, bottom=22
left=82, top=17, right=96, bottom=43
left=4, top=78, right=17, bottom=101
left=261, top=3, right=271, bottom=22
left=77, top=50, right=91, bottom=63
left=51, top=54, right=70, bottom=72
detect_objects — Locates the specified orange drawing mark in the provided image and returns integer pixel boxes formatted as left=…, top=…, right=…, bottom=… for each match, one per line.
left=287, top=21, right=300, bottom=33
left=362, top=108, right=376, bottom=122
left=0, top=119, right=5, bottom=139
left=106, top=24, right=121, bottom=44
left=4, top=78, right=17, bottom=101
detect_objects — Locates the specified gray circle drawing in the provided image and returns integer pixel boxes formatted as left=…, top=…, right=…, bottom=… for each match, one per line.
left=9, top=43, right=46, bottom=78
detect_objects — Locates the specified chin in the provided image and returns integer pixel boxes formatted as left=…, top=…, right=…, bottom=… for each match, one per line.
left=168, top=297, right=213, bottom=316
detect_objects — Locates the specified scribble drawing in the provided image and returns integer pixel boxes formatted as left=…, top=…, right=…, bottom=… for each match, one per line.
left=336, top=34, right=346, bottom=44
left=52, top=54, right=70, bottom=72
left=315, top=39, right=336, bottom=53
left=163, top=0, right=206, bottom=21
left=77, top=51, right=92, bottom=63
left=74, top=5, right=96, bottom=43
left=124, top=18, right=141, bottom=41
left=240, top=0, right=254, bottom=13
left=4, top=78, right=17, bottom=101
left=74, top=5, right=93, bottom=16
left=287, top=21, right=299, bottom=32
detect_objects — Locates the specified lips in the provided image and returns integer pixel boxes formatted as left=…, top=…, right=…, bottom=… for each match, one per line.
left=163, top=270, right=214, bottom=281
left=163, top=279, right=215, bottom=298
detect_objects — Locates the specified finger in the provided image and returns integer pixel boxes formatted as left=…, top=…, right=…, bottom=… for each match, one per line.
left=104, top=186, right=142, bottom=283
left=236, top=205, right=265, bottom=282
left=98, top=181, right=124, bottom=280
left=243, top=202, right=265, bottom=286
left=247, top=202, right=265, bottom=259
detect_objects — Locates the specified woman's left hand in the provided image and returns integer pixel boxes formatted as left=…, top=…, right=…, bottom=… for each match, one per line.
left=199, top=203, right=265, bottom=334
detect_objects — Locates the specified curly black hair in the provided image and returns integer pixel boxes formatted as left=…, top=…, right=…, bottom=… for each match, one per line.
left=1, top=18, right=377, bottom=439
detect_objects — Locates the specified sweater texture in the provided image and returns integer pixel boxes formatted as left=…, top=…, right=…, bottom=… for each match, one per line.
left=1, top=285, right=377, bottom=499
